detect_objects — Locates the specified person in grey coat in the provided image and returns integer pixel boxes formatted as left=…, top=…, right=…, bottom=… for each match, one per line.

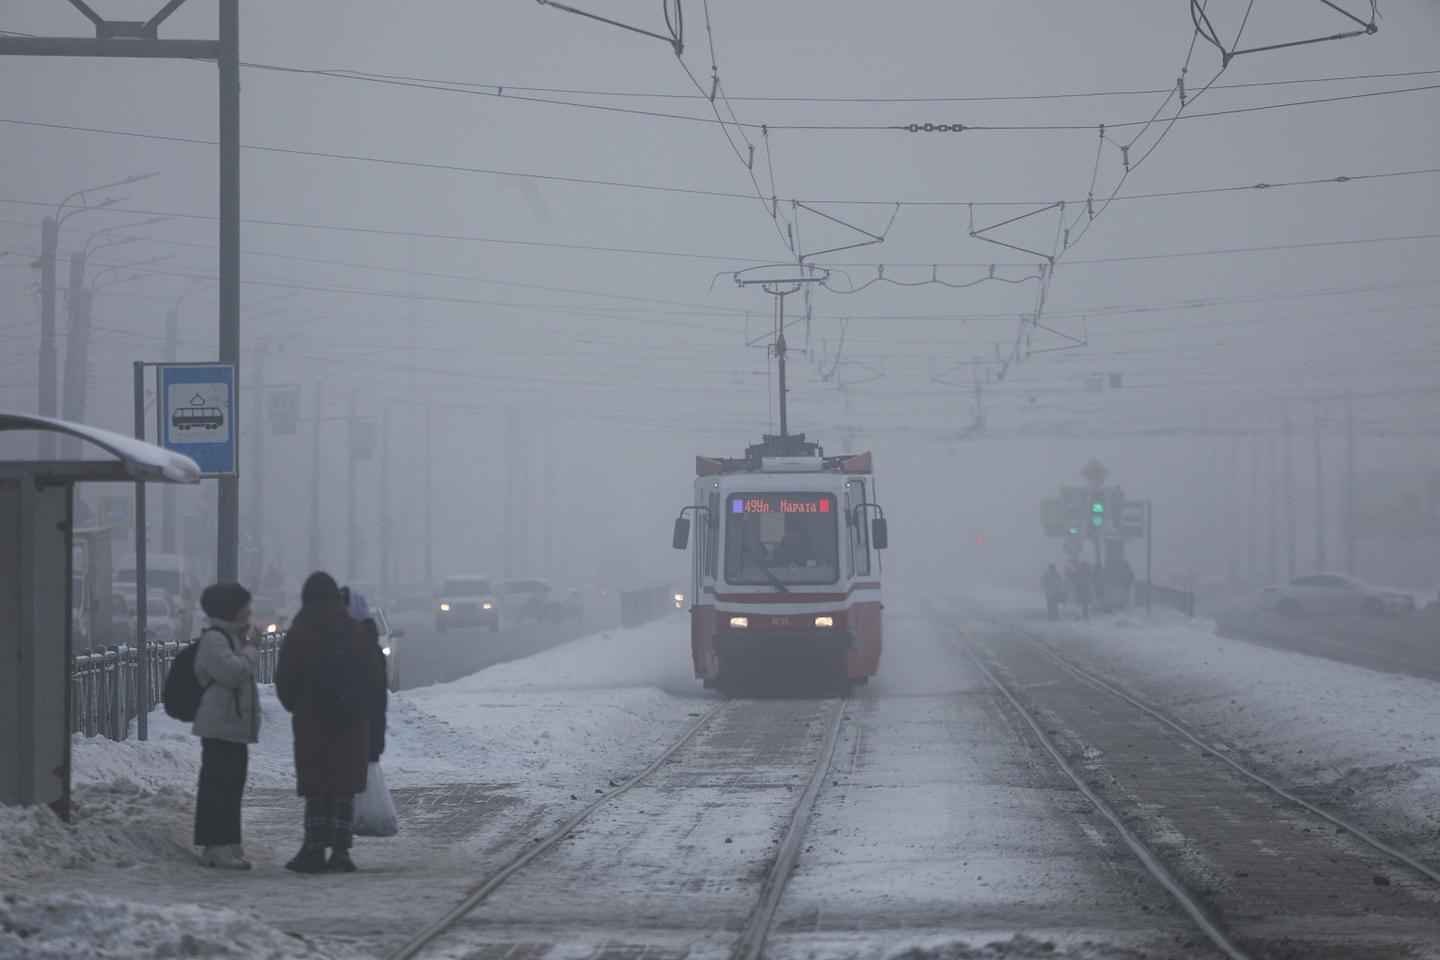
left=192, top=582, right=262, bottom=870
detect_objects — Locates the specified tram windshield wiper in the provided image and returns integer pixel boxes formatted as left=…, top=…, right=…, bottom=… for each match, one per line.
left=745, top=542, right=789, bottom=593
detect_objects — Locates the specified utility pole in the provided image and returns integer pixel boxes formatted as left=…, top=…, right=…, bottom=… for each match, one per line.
left=161, top=309, right=179, bottom=553
left=380, top=404, right=392, bottom=598
left=1313, top=399, right=1326, bottom=571
left=216, top=0, right=242, bottom=584
left=246, top=343, right=266, bottom=587
left=1283, top=406, right=1296, bottom=578
left=1226, top=431, right=1239, bottom=585
left=60, top=249, right=90, bottom=459
left=1344, top=389, right=1356, bottom=576
left=423, top=401, right=433, bottom=589
left=38, top=217, right=58, bottom=458
left=1267, top=412, right=1279, bottom=581
left=347, top=388, right=358, bottom=581
left=504, top=412, right=517, bottom=577
left=1247, top=425, right=1260, bottom=583
left=543, top=422, right=556, bottom=580
left=308, top=381, right=324, bottom=573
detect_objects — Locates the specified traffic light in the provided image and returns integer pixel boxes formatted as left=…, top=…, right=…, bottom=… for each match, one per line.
left=1091, top=496, right=1106, bottom=528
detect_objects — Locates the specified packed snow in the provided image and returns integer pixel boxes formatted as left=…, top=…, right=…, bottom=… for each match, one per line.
left=7, top=591, right=1440, bottom=958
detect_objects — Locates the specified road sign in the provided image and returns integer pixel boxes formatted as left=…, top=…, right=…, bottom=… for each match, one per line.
left=1120, top=501, right=1146, bottom=538
left=157, top=363, right=237, bottom=477
left=99, top=494, right=132, bottom=530
left=267, top=386, right=300, bottom=435
left=349, top=418, right=376, bottom=460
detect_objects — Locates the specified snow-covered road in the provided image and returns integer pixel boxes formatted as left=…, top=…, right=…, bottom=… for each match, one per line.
left=7, top=589, right=1440, bottom=959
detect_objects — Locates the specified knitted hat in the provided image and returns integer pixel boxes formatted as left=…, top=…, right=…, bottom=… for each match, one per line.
left=301, top=571, right=342, bottom=606
left=200, top=582, right=252, bottom=622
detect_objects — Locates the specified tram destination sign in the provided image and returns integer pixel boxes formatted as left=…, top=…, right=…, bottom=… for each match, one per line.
left=731, top=494, right=834, bottom=515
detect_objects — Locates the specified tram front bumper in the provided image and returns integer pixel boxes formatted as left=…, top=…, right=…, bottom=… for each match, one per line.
left=712, top=628, right=856, bottom=655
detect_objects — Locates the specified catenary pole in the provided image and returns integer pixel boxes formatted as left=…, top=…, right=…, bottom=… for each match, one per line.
left=39, top=219, right=59, bottom=458
left=1284, top=406, right=1296, bottom=578
left=347, top=388, right=358, bottom=581
left=133, top=362, right=150, bottom=741
left=423, top=401, right=433, bottom=590
left=161, top=309, right=178, bottom=553
left=1344, top=388, right=1356, bottom=576
left=308, top=381, right=324, bottom=572
left=247, top=343, right=265, bottom=587
left=216, top=0, right=241, bottom=583
left=1313, top=399, right=1326, bottom=571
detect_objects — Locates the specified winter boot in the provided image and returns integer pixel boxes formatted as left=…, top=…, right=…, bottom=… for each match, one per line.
left=327, top=848, right=357, bottom=873
left=224, top=844, right=253, bottom=870
left=199, top=845, right=251, bottom=870
left=285, top=846, right=328, bottom=874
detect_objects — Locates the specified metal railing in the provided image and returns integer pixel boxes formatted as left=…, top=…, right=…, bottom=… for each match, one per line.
left=71, top=632, right=284, bottom=741
left=1138, top=581, right=1196, bottom=618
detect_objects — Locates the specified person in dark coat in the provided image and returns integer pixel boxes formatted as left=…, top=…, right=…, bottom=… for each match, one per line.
left=275, top=571, right=383, bottom=874
left=1041, top=564, right=1064, bottom=621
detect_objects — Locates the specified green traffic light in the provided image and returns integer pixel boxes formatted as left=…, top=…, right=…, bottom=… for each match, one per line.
left=1092, top=501, right=1104, bottom=513
left=1068, top=527, right=1079, bottom=535
left=1092, top=516, right=1104, bottom=527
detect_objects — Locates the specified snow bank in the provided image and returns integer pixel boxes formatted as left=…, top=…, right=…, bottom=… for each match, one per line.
left=0, top=891, right=341, bottom=960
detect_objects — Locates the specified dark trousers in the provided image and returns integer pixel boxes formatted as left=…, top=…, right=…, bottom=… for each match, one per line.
left=194, top=738, right=248, bottom=847
left=303, top=794, right=355, bottom=851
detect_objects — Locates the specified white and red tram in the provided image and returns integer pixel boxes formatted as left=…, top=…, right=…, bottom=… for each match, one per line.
left=672, top=434, right=887, bottom=693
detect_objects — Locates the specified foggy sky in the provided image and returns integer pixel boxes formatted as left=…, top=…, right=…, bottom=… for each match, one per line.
left=2, top=2, right=1437, bottom=595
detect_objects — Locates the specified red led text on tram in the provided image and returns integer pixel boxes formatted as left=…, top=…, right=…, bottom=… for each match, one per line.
left=738, top=497, right=832, bottom=514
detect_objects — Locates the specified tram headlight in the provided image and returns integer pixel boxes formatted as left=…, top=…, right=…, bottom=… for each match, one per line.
left=674, top=593, right=685, bottom=609
left=481, top=601, right=493, bottom=610
left=729, top=616, right=749, bottom=629
left=265, top=622, right=278, bottom=635
left=439, top=602, right=451, bottom=613
left=814, top=615, right=835, bottom=628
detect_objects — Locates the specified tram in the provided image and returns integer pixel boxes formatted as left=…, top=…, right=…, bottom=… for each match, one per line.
left=672, top=432, right=887, bottom=693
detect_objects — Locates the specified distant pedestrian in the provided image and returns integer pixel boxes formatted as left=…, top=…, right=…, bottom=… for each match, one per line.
left=192, top=582, right=261, bottom=870
left=1042, top=564, right=1064, bottom=620
left=1114, top=557, right=1136, bottom=610
left=276, top=572, right=384, bottom=874
left=1073, top=562, right=1093, bottom=619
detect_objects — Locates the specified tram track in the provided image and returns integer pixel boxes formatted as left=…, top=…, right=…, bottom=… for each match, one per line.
left=386, top=695, right=848, bottom=960
left=956, top=620, right=1440, bottom=960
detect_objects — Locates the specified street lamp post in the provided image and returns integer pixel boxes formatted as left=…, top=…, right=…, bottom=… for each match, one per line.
left=36, top=173, right=158, bottom=457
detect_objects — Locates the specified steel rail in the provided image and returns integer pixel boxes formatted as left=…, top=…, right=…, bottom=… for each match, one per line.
left=958, top=635, right=1252, bottom=960
left=1003, top=621, right=1440, bottom=887
left=386, top=701, right=729, bottom=960
left=731, top=695, right=849, bottom=960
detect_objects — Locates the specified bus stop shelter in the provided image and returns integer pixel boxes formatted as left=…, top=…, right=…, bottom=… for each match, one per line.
left=0, top=413, right=199, bottom=820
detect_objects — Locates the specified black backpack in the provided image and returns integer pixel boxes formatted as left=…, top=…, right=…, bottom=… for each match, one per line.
left=310, top=622, right=372, bottom=722
left=162, top=628, right=235, bottom=722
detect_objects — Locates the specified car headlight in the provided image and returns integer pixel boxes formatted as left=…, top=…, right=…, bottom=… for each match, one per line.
left=482, top=601, right=493, bottom=610
left=381, top=646, right=391, bottom=657
left=266, top=622, right=278, bottom=635
left=729, top=616, right=749, bottom=629
left=439, top=602, right=451, bottom=612
left=815, top=615, right=834, bottom=628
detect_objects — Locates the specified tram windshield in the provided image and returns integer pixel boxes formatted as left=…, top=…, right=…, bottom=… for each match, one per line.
left=723, top=492, right=840, bottom=587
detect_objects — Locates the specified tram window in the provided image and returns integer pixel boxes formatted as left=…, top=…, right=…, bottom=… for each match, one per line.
left=723, top=492, right=840, bottom=586
left=848, top=481, right=871, bottom=577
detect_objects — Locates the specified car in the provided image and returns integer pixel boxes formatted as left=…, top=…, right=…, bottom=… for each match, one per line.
left=114, top=586, right=180, bottom=644
left=1261, top=573, right=1416, bottom=618
left=435, top=574, right=500, bottom=632
left=371, top=605, right=404, bottom=692
left=495, top=578, right=555, bottom=623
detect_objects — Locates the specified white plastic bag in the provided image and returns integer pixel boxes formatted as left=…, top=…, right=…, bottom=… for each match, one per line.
left=352, top=762, right=399, bottom=837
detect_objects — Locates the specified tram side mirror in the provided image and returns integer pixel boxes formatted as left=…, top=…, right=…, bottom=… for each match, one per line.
left=672, top=517, right=690, bottom=550
left=871, top=518, right=889, bottom=551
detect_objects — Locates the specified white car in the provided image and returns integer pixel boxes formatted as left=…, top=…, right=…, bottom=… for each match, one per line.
left=1262, top=573, right=1415, bottom=617
left=495, top=578, right=556, bottom=623
left=371, top=606, right=404, bottom=692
